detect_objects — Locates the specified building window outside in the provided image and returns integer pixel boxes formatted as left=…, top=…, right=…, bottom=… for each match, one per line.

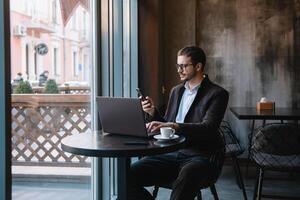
left=32, top=0, right=38, bottom=19
left=83, top=54, right=88, bottom=81
left=25, top=0, right=31, bottom=15
left=34, top=51, right=37, bottom=79
left=72, top=12, right=77, bottom=30
left=25, top=44, right=29, bottom=78
left=73, top=51, right=78, bottom=76
left=83, top=10, right=87, bottom=39
left=53, top=47, right=59, bottom=76
left=52, top=0, right=57, bottom=23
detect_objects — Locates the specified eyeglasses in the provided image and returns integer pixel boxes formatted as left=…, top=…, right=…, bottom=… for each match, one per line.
left=175, top=63, right=194, bottom=71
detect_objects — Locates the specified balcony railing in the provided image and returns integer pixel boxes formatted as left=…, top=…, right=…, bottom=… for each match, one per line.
left=31, top=85, right=91, bottom=94
left=11, top=94, right=91, bottom=168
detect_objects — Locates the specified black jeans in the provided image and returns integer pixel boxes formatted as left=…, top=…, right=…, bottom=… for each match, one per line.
left=128, top=150, right=224, bottom=200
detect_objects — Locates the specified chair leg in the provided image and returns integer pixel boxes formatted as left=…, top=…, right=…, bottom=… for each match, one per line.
left=232, top=156, right=242, bottom=188
left=246, top=120, right=256, bottom=176
left=152, top=186, right=159, bottom=199
left=256, top=168, right=264, bottom=200
left=232, top=156, right=248, bottom=200
left=210, top=184, right=219, bottom=200
left=252, top=167, right=259, bottom=200
left=253, top=168, right=264, bottom=200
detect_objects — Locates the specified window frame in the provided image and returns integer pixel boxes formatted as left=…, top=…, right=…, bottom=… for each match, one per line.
left=0, top=0, right=12, bottom=199
left=96, top=0, right=138, bottom=199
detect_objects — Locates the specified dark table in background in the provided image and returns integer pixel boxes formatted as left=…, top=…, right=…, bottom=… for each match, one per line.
left=230, top=107, right=300, bottom=121
left=230, top=107, right=300, bottom=173
left=230, top=107, right=300, bottom=142
left=61, top=131, right=185, bottom=200
left=230, top=106, right=300, bottom=145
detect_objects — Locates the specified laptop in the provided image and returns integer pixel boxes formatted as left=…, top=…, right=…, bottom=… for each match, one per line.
left=96, top=96, right=157, bottom=138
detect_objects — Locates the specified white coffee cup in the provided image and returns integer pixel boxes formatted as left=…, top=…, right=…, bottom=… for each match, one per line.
left=160, top=127, right=175, bottom=138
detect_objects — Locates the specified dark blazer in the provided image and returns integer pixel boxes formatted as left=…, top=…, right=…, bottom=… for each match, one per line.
left=152, top=75, right=229, bottom=155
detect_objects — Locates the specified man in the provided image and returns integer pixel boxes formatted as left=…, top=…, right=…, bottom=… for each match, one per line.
left=128, top=46, right=229, bottom=200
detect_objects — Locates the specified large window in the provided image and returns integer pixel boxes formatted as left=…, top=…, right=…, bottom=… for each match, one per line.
left=10, top=0, right=93, bottom=199
left=1, top=1, right=139, bottom=199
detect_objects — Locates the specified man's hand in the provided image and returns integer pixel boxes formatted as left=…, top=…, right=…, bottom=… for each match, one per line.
left=146, top=121, right=179, bottom=133
left=141, top=96, right=155, bottom=116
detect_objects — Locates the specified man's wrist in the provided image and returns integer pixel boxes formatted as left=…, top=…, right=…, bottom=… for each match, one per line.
left=148, top=108, right=155, bottom=117
left=172, top=123, right=179, bottom=130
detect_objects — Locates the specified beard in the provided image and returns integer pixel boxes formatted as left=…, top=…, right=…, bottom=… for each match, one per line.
left=178, top=70, right=197, bottom=82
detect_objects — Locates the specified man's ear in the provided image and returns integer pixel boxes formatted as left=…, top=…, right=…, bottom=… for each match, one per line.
left=196, top=63, right=203, bottom=72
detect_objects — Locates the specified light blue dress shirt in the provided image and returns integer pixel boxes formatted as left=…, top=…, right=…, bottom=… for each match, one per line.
left=175, top=82, right=201, bottom=123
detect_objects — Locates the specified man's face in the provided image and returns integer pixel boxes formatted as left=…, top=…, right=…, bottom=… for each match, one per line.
left=176, top=55, right=197, bottom=82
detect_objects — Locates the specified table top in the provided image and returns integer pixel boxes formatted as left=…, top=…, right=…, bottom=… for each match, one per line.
left=230, top=107, right=300, bottom=120
left=61, top=132, right=186, bottom=158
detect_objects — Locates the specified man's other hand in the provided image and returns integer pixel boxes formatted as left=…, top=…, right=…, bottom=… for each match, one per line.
left=146, top=121, right=179, bottom=133
left=141, top=96, right=155, bottom=116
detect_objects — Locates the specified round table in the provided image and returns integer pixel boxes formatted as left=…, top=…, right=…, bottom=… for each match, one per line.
left=61, top=131, right=185, bottom=200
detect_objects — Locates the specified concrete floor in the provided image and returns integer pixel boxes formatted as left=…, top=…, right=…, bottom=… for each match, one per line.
left=155, top=165, right=300, bottom=200
left=12, top=165, right=300, bottom=200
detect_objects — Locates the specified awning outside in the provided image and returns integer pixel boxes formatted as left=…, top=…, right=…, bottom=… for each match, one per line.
left=60, top=0, right=89, bottom=26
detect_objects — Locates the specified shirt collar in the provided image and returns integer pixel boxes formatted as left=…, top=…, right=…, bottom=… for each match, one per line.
left=184, top=81, right=201, bottom=92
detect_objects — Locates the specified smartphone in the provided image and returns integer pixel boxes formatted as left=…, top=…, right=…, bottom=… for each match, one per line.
left=136, top=88, right=146, bottom=101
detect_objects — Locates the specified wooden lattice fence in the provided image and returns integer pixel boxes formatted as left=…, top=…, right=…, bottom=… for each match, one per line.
left=11, top=94, right=91, bottom=167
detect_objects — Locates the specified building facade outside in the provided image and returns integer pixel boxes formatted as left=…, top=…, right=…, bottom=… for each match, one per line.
left=10, top=0, right=91, bottom=86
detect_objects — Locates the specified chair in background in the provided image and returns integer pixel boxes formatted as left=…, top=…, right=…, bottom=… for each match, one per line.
left=250, top=123, right=300, bottom=200
left=220, top=121, right=248, bottom=200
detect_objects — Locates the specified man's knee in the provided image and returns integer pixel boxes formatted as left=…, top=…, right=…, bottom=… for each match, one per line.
left=178, top=162, right=213, bottom=184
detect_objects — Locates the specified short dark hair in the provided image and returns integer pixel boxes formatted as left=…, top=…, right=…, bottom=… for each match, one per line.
left=177, top=46, right=206, bottom=67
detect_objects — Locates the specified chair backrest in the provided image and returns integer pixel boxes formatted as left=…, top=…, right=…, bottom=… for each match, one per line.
left=250, top=123, right=300, bottom=170
left=219, top=121, right=244, bottom=156
left=252, top=123, right=300, bottom=156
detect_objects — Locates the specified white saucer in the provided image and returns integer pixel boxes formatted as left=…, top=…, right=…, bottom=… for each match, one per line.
left=153, top=134, right=179, bottom=141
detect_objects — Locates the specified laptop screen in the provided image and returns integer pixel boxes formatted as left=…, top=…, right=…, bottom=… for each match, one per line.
left=96, top=97, right=149, bottom=137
